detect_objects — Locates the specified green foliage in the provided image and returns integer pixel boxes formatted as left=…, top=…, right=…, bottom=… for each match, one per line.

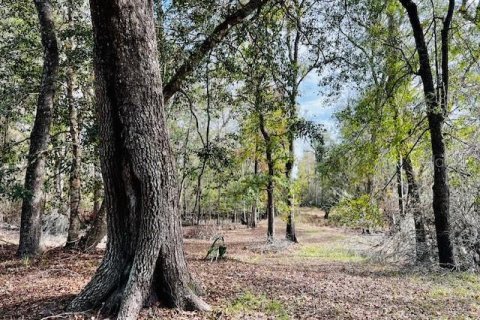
left=329, top=195, right=384, bottom=228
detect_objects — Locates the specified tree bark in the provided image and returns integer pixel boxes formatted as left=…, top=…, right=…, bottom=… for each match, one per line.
left=68, top=1, right=209, bottom=318
left=285, top=108, right=297, bottom=242
left=403, top=155, right=428, bottom=262
left=17, top=0, right=59, bottom=258
left=259, top=112, right=274, bottom=242
left=78, top=201, right=106, bottom=252
left=65, top=10, right=83, bottom=247
left=285, top=91, right=296, bottom=241
left=399, top=0, right=455, bottom=268
left=93, top=170, right=102, bottom=215
left=394, top=156, right=405, bottom=232
left=284, top=3, right=302, bottom=243
left=249, top=148, right=258, bottom=228
left=78, top=169, right=105, bottom=252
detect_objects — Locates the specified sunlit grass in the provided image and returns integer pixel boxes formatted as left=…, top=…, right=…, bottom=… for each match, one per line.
left=425, top=272, right=480, bottom=301
left=225, top=291, right=290, bottom=320
left=297, top=244, right=365, bottom=262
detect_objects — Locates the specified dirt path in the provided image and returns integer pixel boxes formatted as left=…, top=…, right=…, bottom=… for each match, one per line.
left=1, top=208, right=479, bottom=319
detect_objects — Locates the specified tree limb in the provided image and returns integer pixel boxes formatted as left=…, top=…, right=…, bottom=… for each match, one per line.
left=163, top=0, right=272, bottom=103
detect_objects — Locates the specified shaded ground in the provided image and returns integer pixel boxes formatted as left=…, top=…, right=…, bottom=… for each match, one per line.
left=1, top=208, right=479, bottom=319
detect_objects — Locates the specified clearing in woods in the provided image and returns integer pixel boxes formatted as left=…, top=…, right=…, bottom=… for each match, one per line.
left=0, top=208, right=479, bottom=319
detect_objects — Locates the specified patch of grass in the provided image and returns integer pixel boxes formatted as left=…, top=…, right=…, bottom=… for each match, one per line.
left=225, top=291, right=289, bottom=320
left=297, top=244, right=364, bottom=262
left=21, top=256, right=31, bottom=268
left=425, top=272, right=480, bottom=301
left=300, top=228, right=347, bottom=241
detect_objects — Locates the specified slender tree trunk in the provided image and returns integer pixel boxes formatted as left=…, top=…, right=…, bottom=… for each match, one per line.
left=76, top=166, right=107, bottom=252
left=65, top=1, right=83, bottom=249
left=399, top=0, right=455, bottom=268
left=68, top=1, right=209, bottom=318
left=250, top=201, right=257, bottom=228
left=193, top=65, right=212, bottom=226
left=403, top=155, right=429, bottom=262
left=17, top=0, right=59, bottom=258
left=395, top=156, right=405, bottom=232
left=0, top=114, right=8, bottom=149
left=266, top=175, right=274, bottom=241
left=249, top=150, right=258, bottom=228
left=78, top=172, right=105, bottom=252
left=54, top=148, right=64, bottom=202
left=179, top=114, right=192, bottom=222
left=65, top=63, right=83, bottom=248
left=284, top=11, right=302, bottom=242
left=259, top=112, right=274, bottom=242
left=93, top=170, right=102, bottom=215
left=193, top=167, right=204, bottom=225
left=78, top=201, right=106, bottom=251
left=285, top=129, right=297, bottom=242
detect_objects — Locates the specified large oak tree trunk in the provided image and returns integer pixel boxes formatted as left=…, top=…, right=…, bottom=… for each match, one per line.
left=68, top=1, right=209, bottom=318
left=399, top=0, right=455, bottom=268
left=17, top=0, right=59, bottom=258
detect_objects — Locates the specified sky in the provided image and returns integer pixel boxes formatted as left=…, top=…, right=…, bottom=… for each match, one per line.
left=292, top=72, right=334, bottom=176
left=293, top=70, right=359, bottom=176
left=294, top=72, right=338, bottom=158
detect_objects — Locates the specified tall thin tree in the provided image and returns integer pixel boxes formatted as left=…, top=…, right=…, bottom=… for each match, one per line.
left=65, top=0, right=83, bottom=249
left=17, top=0, right=59, bottom=258
left=399, top=0, right=456, bottom=267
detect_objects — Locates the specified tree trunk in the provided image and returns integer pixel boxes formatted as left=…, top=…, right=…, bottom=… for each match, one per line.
left=54, top=147, right=64, bottom=204
left=193, top=168, right=204, bottom=225
left=266, top=177, right=274, bottom=241
left=285, top=132, right=297, bottom=242
left=284, top=19, right=301, bottom=242
left=93, top=170, right=102, bottom=215
left=249, top=144, right=259, bottom=228
left=17, top=0, right=59, bottom=258
left=78, top=201, right=106, bottom=252
left=65, top=42, right=83, bottom=248
left=68, top=1, right=209, bottom=318
left=395, top=156, right=405, bottom=232
left=403, top=155, right=428, bottom=262
left=259, top=113, right=274, bottom=242
left=78, top=170, right=105, bottom=252
left=250, top=201, right=257, bottom=228
left=400, top=0, right=455, bottom=268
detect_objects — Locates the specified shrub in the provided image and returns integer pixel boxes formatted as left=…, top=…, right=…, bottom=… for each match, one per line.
left=328, top=194, right=383, bottom=229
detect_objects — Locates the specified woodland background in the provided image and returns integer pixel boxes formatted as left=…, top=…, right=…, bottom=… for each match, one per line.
left=1, top=0, right=480, bottom=319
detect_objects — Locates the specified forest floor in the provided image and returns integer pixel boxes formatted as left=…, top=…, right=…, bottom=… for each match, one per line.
left=1, top=208, right=480, bottom=319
